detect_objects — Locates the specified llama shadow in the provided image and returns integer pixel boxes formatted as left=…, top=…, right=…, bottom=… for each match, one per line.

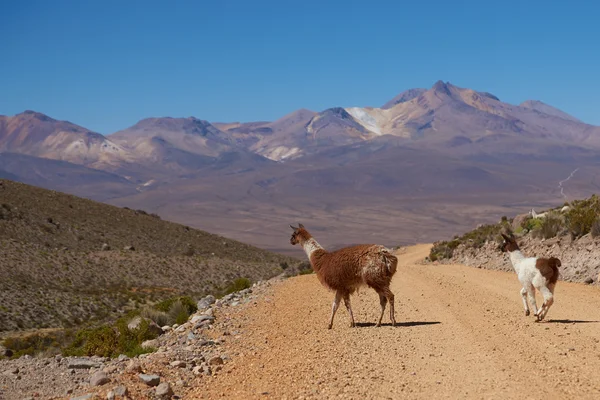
left=355, top=321, right=441, bottom=328
left=545, top=319, right=600, bottom=324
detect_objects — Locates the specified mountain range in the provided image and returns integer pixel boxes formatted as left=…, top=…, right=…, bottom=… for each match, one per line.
left=2, top=81, right=599, bottom=254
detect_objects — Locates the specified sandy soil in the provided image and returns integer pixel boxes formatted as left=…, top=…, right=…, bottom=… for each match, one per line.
left=190, top=244, right=600, bottom=399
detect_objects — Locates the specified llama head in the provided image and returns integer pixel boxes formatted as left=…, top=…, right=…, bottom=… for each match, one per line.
left=289, top=223, right=311, bottom=245
left=500, top=233, right=519, bottom=253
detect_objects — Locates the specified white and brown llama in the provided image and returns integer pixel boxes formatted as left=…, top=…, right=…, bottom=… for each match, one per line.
left=500, top=232, right=561, bottom=321
left=289, top=224, right=398, bottom=329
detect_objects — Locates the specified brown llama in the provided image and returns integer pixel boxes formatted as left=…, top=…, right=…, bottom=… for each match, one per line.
left=290, top=224, right=398, bottom=329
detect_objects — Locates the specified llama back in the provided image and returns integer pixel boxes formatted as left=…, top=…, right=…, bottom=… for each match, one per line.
left=311, top=244, right=396, bottom=291
left=311, top=245, right=372, bottom=291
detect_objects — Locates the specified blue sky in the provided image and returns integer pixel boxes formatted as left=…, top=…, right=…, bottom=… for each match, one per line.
left=1, top=0, right=599, bottom=133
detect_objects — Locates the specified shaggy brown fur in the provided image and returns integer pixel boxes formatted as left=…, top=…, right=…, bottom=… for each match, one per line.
left=290, top=224, right=398, bottom=329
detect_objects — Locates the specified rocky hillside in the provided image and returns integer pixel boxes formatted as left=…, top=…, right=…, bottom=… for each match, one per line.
left=443, top=233, right=600, bottom=285
left=0, top=279, right=274, bottom=399
left=428, top=195, right=600, bottom=285
left=0, top=179, right=298, bottom=332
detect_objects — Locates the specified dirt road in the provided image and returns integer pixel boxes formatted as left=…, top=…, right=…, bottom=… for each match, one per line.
left=192, top=244, right=600, bottom=399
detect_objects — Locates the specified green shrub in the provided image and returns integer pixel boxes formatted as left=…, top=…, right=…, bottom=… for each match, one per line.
left=2, top=332, right=69, bottom=359
left=429, top=239, right=460, bottom=261
left=63, top=317, right=158, bottom=358
left=566, top=195, right=600, bottom=238
left=224, top=277, right=252, bottom=295
left=140, top=307, right=169, bottom=327
left=428, top=220, right=511, bottom=261
left=298, top=268, right=314, bottom=275
left=531, top=212, right=564, bottom=239
left=168, top=300, right=190, bottom=325
left=154, top=296, right=197, bottom=315
left=522, top=217, right=543, bottom=232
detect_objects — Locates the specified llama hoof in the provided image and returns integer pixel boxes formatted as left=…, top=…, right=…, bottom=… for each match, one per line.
left=328, top=324, right=333, bottom=329
left=525, top=310, right=530, bottom=316
left=375, top=323, right=381, bottom=328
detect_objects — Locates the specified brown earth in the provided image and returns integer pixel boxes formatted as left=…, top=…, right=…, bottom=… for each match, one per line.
left=188, top=244, right=600, bottom=399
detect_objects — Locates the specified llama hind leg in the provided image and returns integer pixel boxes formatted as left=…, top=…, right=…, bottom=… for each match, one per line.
left=328, top=291, right=343, bottom=329
left=376, top=292, right=387, bottom=327
left=343, top=293, right=355, bottom=328
left=384, top=287, right=396, bottom=326
left=526, top=286, right=538, bottom=317
left=537, top=285, right=555, bottom=321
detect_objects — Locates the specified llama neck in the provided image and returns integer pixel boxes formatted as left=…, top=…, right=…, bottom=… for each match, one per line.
left=508, top=250, right=526, bottom=273
left=302, top=238, right=324, bottom=260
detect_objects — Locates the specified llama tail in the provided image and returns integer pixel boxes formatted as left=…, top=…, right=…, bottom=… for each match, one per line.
left=382, top=251, right=398, bottom=277
left=548, top=257, right=561, bottom=283
left=549, top=257, right=561, bottom=268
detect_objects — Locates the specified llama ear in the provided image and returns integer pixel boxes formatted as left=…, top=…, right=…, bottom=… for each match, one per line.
left=501, top=233, right=510, bottom=241
left=298, top=223, right=305, bottom=229
left=290, top=224, right=298, bottom=230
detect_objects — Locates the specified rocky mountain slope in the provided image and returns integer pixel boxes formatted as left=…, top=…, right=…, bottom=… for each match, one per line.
left=2, top=81, right=600, bottom=255
left=428, top=196, right=600, bottom=285
left=0, top=179, right=297, bottom=332
left=0, top=111, right=131, bottom=169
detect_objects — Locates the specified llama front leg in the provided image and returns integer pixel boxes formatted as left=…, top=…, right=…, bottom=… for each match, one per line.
left=328, top=291, right=343, bottom=329
left=520, top=287, right=530, bottom=316
left=526, top=287, right=538, bottom=318
left=343, top=293, right=355, bottom=328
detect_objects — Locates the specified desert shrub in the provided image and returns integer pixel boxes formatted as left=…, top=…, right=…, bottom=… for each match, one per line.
left=531, top=212, right=564, bottom=239
left=140, top=307, right=169, bottom=327
left=224, top=277, right=252, bottom=295
left=2, top=332, right=70, bottom=359
left=298, top=268, right=314, bottom=275
left=279, top=261, right=289, bottom=270
left=521, top=217, right=543, bottom=232
left=429, top=239, right=460, bottom=261
left=168, top=300, right=190, bottom=325
left=63, top=317, right=158, bottom=358
left=64, top=325, right=117, bottom=358
left=297, top=261, right=313, bottom=275
left=428, top=219, right=511, bottom=261
left=154, top=296, right=197, bottom=316
left=565, top=195, right=600, bottom=238
left=461, top=223, right=508, bottom=249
